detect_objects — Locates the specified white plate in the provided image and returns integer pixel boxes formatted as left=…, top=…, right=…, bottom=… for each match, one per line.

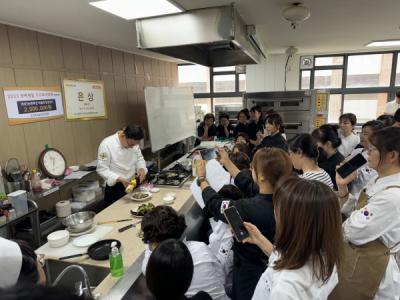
left=130, top=192, right=152, bottom=202
left=68, top=224, right=96, bottom=237
left=73, top=234, right=99, bottom=247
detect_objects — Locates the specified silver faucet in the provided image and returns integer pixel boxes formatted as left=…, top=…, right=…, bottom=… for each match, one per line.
left=52, top=264, right=93, bottom=299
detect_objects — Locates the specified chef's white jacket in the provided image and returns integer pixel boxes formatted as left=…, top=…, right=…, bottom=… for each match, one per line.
left=96, top=133, right=147, bottom=186
left=251, top=251, right=338, bottom=300
left=142, top=241, right=230, bottom=300
left=343, top=172, right=400, bottom=299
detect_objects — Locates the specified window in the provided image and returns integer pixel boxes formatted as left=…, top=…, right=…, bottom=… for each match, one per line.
left=396, top=53, right=400, bottom=86
left=314, top=70, right=343, bottom=89
left=315, top=56, right=344, bottom=66
left=213, top=66, right=236, bottom=72
left=179, top=64, right=245, bottom=115
left=343, top=93, right=387, bottom=123
left=300, top=70, right=311, bottom=90
left=194, top=98, right=212, bottom=119
left=178, top=65, right=210, bottom=93
left=301, top=51, right=400, bottom=123
left=327, top=94, right=342, bottom=123
left=239, top=74, right=246, bottom=92
left=346, top=53, right=392, bottom=88
left=213, top=97, right=243, bottom=117
left=213, top=74, right=236, bottom=92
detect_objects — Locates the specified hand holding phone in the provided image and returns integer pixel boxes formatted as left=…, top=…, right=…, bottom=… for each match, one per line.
left=223, top=206, right=250, bottom=242
left=336, top=153, right=367, bottom=179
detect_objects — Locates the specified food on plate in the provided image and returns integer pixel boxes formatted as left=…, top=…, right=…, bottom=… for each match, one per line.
left=131, top=203, right=155, bottom=217
left=131, top=191, right=149, bottom=199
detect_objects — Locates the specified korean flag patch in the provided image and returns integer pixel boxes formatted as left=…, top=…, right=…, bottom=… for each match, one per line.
left=220, top=200, right=230, bottom=214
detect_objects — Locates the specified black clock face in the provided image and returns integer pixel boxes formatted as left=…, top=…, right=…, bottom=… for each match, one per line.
left=41, top=149, right=67, bottom=177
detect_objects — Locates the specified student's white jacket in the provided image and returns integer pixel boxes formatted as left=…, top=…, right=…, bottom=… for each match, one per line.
left=343, top=172, right=400, bottom=299
left=251, top=251, right=338, bottom=300
left=142, top=241, right=230, bottom=300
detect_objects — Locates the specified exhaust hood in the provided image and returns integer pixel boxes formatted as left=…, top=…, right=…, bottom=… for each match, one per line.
left=135, top=5, right=266, bottom=67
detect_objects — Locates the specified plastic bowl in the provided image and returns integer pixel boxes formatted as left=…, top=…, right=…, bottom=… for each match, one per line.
left=47, top=230, right=70, bottom=248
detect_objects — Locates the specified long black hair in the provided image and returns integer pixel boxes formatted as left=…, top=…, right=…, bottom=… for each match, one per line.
left=146, top=239, right=194, bottom=300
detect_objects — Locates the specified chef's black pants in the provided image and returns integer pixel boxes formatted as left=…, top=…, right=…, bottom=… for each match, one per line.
left=104, top=182, right=126, bottom=208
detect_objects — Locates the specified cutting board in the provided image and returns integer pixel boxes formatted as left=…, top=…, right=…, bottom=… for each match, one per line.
left=36, top=225, right=113, bottom=258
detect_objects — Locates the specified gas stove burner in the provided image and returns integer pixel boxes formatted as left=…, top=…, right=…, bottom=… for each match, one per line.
left=166, top=180, right=181, bottom=186
left=157, top=179, right=166, bottom=185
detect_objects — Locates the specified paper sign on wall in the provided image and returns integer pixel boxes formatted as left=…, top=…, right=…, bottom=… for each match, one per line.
left=63, top=79, right=107, bottom=120
left=3, top=86, right=64, bottom=125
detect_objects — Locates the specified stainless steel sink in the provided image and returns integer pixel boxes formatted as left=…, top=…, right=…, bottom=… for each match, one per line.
left=45, top=259, right=110, bottom=288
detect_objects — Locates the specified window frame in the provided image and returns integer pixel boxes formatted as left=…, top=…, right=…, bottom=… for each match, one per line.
left=299, top=50, right=400, bottom=124
left=178, top=64, right=246, bottom=114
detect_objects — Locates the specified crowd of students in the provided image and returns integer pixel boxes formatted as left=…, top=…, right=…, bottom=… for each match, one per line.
left=187, top=105, right=400, bottom=300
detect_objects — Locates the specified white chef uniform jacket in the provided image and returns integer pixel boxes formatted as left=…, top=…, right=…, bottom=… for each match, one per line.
left=96, top=133, right=147, bottom=186
left=251, top=251, right=338, bottom=300
left=142, top=241, right=230, bottom=300
left=343, top=172, right=400, bottom=299
left=338, top=132, right=360, bottom=158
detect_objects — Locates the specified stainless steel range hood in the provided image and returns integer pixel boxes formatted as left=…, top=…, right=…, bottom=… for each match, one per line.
left=135, top=5, right=266, bottom=67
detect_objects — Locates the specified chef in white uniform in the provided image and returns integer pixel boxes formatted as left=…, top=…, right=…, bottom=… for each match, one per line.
left=97, top=124, right=147, bottom=207
left=335, top=126, right=400, bottom=299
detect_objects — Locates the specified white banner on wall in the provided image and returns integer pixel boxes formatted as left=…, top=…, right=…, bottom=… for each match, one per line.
left=62, top=79, right=107, bottom=120
left=3, top=86, right=64, bottom=125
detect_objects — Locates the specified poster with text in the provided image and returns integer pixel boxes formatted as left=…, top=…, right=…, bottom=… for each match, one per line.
left=3, top=86, right=64, bottom=125
left=63, top=79, right=107, bottom=120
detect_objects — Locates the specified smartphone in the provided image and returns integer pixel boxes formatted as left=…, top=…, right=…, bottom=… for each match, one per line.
left=336, top=153, right=367, bottom=178
left=223, top=206, right=250, bottom=242
left=200, top=148, right=218, bottom=161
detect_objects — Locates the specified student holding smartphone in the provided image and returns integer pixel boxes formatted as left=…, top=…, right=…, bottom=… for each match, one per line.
left=242, top=177, right=343, bottom=300
left=345, top=120, right=384, bottom=198
left=196, top=148, right=293, bottom=300
left=332, top=127, right=400, bottom=300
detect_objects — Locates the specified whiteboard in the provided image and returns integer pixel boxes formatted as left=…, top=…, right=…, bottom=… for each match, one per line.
left=145, top=87, right=196, bottom=152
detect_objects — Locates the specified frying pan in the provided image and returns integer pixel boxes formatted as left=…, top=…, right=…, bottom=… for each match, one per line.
left=58, top=239, right=121, bottom=261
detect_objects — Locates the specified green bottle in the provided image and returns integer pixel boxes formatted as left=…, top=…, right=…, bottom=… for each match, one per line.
left=109, top=242, right=124, bottom=277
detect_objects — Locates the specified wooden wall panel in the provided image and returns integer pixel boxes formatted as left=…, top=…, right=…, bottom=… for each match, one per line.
left=0, top=24, right=12, bottom=64
left=134, top=54, right=144, bottom=75
left=123, top=53, right=135, bottom=75
left=81, top=43, right=99, bottom=73
left=37, top=33, right=63, bottom=69
left=62, top=39, right=83, bottom=71
left=112, top=50, right=124, bottom=75
left=0, top=23, right=177, bottom=171
left=99, top=48, right=113, bottom=73
left=8, top=27, right=40, bottom=66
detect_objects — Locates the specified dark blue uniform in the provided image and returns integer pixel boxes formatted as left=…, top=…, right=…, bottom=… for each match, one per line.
left=197, top=123, right=218, bottom=139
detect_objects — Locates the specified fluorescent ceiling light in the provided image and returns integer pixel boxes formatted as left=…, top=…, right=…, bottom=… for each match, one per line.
left=90, top=0, right=183, bottom=20
left=366, top=40, right=400, bottom=47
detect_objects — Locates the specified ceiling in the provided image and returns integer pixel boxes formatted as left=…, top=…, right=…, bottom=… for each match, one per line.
left=0, top=0, right=400, bottom=61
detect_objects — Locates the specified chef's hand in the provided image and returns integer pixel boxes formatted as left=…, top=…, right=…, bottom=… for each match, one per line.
left=138, top=168, right=146, bottom=183
left=118, top=177, right=130, bottom=188
left=196, top=160, right=206, bottom=177
left=217, top=147, right=230, bottom=165
left=242, top=222, right=264, bottom=246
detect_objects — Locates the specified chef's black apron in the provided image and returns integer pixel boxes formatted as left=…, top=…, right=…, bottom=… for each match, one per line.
left=104, top=182, right=126, bottom=208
